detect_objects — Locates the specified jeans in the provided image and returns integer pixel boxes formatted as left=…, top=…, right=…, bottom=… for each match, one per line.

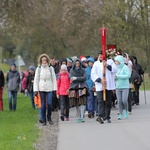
left=8, top=91, right=17, bottom=111
left=87, top=90, right=95, bottom=115
left=116, top=88, right=129, bottom=115
left=96, top=90, right=112, bottom=119
left=39, top=107, right=42, bottom=120
left=29, top=91, right=35, bottom=108
left=40, top=91, right=52, bottom=123
left=60, top=95, right=69, bottom=118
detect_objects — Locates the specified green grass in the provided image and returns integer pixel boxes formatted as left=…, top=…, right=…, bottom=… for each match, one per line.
left=0, top=63, right=10, bottom=73
left=0, top=90, right=39, bottom=150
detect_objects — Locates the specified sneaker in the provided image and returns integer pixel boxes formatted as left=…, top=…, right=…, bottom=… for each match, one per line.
left=60, top=116, right=64, bottom=121
left=107, top=119, right=111, bottom=123
left=85, top=111, right=88, bottom=115
left=48, top=119, right=53, bottom=125
left=77, top=118, right=82, bottom=123
left=81, top=118, right=85, bottom=123
left=88, top=113, right=92, bottom=118
left=66, top=118, right=69, bottom=121
left=124, top=111, right=128, bottom=118
left=131, top=101, right=135, bottom=106
left=96, top=117, right=104, bottom=124
left=129, top=111, right=132, bottom=115
left=39, top=119, right=43, bottom=124
left=103, top=117, right=106, bottom=121
left=118, top=114, right=122, bottom=120
left=42, top=122, right=46, bottom=126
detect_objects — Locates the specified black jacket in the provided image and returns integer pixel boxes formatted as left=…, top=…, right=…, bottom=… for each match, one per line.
left=26, top=72, right=34, bottom=92
left=0, top=70, right=4, bottom=87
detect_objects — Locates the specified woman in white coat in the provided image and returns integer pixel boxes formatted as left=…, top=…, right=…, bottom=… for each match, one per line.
left=34, top=54, right=57, bottom=126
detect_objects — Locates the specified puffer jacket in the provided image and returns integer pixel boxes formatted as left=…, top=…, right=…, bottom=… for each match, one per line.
left=56, top=72, right=70, bottom=95
left=114, top=55, right=131, bottom=89
left=34, top=53, right=57, bottom=92
left=34, top=66, right=57, bottom=92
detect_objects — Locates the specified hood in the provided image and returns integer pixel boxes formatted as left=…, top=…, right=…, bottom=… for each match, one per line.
left=114, top=55, right=124, bottom=65
left=87, top=57, right=94, bottom=63
left=124, top=53, right=129, bottom=60
left=72, top=58, right=82, bottom=69
left=38, top=53, right=50, bottom=65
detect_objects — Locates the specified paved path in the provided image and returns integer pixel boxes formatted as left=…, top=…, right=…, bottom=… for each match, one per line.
left=57, top=91, right=150, bottom=150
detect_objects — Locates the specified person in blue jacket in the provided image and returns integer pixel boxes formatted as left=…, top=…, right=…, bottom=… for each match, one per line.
left=85, top=57, right=95, bottom=118
left=114, top=55, right=131, bottom=120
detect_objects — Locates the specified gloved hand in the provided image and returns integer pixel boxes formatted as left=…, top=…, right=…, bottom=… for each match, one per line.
left=71, top=76, right=77, bottom=81
left=95, top=78, right=101, bottom=83
left=34, top=91, right=38, bottom=97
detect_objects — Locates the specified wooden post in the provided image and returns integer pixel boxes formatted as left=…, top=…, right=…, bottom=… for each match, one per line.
left=100, top=27, right=106, bottom=101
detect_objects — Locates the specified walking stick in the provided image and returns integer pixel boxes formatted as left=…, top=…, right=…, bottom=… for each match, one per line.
left=100, top=27, right=106, bottom=101
left=142, top=74, right=147, bottom=105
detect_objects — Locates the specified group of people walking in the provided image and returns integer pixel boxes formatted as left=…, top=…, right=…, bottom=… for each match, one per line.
left=0, top=50, right=144, bottom=126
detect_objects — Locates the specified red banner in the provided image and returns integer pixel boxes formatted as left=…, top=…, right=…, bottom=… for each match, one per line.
left=100, top=28, right=106, bottom=60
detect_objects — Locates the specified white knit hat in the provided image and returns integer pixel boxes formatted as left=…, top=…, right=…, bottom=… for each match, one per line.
left=61, top=64, right=67, bottom=70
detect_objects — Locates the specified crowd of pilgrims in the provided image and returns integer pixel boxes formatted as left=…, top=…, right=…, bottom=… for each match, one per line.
left=19, top=51, right=144, bottom=126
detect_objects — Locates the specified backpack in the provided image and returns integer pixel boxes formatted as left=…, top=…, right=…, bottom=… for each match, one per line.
left=130, top=69, right=142, bottom=85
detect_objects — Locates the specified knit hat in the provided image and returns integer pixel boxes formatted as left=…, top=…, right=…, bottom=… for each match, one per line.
left=29, top=65, right=35, bottom=71
left=66, top=58, right=72, bottom=63
left=11, top=63, right=16, bottom=68
left=61, top=64, right=67, bottom=71
left=80, top=56, right=87, bottom=62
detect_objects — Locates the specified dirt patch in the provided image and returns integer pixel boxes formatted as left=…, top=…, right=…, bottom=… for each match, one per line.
left=34, top=111, right=59, bottom=150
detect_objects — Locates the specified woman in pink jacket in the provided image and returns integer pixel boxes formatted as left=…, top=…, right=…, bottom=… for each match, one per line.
left=57, top=64, right=71, bottom=121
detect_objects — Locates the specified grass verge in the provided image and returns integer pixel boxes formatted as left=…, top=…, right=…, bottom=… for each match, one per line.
left=0, top=90, right=39, bottom=150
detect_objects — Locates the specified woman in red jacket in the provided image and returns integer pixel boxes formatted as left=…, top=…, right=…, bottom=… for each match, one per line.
left=57, top=64, right=71, bottom=121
